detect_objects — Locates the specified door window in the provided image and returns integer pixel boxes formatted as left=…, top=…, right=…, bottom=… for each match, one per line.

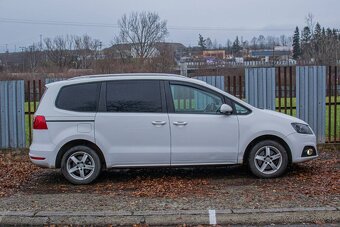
left=106, top=80, right=162, bottom=112
left=170, top=84, right=223, bottom=114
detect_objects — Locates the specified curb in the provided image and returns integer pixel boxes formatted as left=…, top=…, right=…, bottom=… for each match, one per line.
left=0, top=207, right=339, bottom=225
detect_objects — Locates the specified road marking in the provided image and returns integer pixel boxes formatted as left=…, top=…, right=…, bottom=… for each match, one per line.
left=208, top=209, right=216, bottom=225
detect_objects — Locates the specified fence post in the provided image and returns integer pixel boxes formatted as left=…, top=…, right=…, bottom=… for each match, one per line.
left=245, top=67, right=276, bottom=110
left=0, top=80, right=26, bottom=148
left=296, top=66, right=326, bottom=143
left=180, top=62, right=188, bottom=77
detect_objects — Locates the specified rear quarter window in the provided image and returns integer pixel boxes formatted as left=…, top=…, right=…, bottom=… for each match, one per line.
left=56, top=83, right=100, bottom=112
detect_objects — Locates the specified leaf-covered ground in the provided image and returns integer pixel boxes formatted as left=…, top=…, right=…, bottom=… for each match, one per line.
left=0, top=150, right=39, bottom=197
left=0, top=147, right=339, bottom=210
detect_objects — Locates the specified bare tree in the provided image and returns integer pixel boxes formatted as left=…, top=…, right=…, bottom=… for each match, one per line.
left=305, top=13, right=316, bottom=35
left=205, top=38, right=213, bottom=50
left=299, top=20, right=340, bottom=64
left=44, top=35, right=75, bottom=69
left=250, top=37, right=258, bottom=49
left=74, top=34, right=101, bottom=69
left=280, top=35, right=287, bottom=46
left=258, top=35, right=266, bottom=49
left=24, top=43, right=42, bottom=72
left=115, top=12, right=168, bottom=59
left=266, top=36, right=277, bottom=48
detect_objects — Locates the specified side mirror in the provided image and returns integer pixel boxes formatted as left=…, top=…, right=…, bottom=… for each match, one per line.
left=219, top=104, right=233, bottom=115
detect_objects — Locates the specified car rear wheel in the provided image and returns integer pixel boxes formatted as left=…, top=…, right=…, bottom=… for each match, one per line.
left=61, top=145, right=101, bottom=184
left=248, top=140, right=288, bottom=178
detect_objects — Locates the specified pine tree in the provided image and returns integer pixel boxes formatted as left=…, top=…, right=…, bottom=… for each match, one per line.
left=301, top=26, right=311, bottom=44
left=232, top=36, right=242, bottom=54
left=322, top=27, right=326, bottom=38
left=198, top=34, right=206, bottom=50
left=313, top=23, right=322, bottom=52
left=292, top=26, right=301, bottom=60
left=314, top=23, right=322, bottom=40
left=326, top=28, right=333, bottom=38
left=332, top=29, right=338, bottom=39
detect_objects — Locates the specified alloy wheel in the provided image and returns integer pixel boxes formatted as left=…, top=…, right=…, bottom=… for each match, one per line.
left=66, top=151, right=95, bottom=180
left=254, top=146, right=282, bottom=175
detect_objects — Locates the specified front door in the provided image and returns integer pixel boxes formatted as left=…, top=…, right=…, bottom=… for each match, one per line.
left=95, top=80, right=170, bottom=167
left=167, top=82, right=239, bottom=165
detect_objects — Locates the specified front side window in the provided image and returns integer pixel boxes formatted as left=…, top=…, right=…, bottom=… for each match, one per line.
left=170, top=84, right=223, bottom=114
left=56, top=83, right=99, bottom=112
left=106, top=80, right=162, bottom=112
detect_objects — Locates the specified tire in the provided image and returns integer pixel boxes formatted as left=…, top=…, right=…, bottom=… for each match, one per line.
left=61, top=145, right=101, bottom=184
left=248, top=140, right=288, bottom=178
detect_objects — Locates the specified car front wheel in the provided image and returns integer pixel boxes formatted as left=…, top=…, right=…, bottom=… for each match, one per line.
left=248, top=140, right=288, bottom=178
left=61, top=145, right=101, bottom=184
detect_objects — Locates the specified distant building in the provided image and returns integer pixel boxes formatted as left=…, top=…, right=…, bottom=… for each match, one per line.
left=202, top=50, right=226, bottom=59
left=250, top=47, right=292, bottom=62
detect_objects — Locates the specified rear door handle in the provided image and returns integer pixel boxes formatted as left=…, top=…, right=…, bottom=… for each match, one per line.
left=173, top=121, right=188, bottom=126
left=152, top=121, right=166, bottom=126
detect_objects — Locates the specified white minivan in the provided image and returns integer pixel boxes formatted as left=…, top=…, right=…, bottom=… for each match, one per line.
left=29, top=74, right=318, bottom=184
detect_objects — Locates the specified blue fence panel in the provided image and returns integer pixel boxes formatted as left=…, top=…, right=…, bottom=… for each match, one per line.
left=296, top=66, right=326, bottom=143
left=194, top=76, right=225, bottom=91
left=245, top=68, right=276, bottom=110
left=0, top=80, right=25, bottom=148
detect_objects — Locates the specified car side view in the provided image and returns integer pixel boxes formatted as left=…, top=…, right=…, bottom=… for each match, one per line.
left=29, top=73, right=318, bottom=184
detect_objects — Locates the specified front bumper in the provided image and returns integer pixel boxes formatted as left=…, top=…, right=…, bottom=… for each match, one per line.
left=285, top=132, right=318, bottom=163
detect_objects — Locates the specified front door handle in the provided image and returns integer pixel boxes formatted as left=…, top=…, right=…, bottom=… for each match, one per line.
left=173, top=121, right=188, bottom=126
left=152, top=121, right=166, bottom=126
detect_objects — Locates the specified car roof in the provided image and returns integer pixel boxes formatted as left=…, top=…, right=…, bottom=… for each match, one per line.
left=45, top=73, right=255, bottom=110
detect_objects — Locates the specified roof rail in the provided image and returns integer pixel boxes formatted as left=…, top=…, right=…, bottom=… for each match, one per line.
left=68, top=73, right=186, bottom=81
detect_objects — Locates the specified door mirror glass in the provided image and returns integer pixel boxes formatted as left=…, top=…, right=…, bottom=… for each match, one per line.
left=219, top=104, right=233, bottom=115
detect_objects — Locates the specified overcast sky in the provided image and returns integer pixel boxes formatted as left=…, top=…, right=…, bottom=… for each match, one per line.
left=0, top=0, right=339, bottom=52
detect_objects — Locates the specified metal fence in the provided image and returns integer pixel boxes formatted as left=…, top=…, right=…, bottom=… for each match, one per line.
left=0, top=66, right=339, bottom=148
left=193, top=76, right=224, bottom=91
left=0, top=80, right=25, bottom=148
left=192, top=66, right=339, bottom=143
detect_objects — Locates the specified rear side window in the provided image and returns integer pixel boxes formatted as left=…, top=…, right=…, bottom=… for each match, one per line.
left=106, top=80, right=162, bottom=112
left=56, top=83, right=100, bottom=112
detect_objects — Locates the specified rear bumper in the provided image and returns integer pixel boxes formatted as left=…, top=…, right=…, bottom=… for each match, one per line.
left=29, top=143, right=57, bottom=168
left=285, top=132, right=318, bottom=163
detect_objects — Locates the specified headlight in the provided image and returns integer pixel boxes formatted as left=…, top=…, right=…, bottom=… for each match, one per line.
left=291, top=123, right=313, bottom=134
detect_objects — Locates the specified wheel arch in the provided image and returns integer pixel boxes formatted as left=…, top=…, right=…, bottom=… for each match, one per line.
left=243, top=135, right=292, bottom=165
left=55, top=139, right=106, bottom=169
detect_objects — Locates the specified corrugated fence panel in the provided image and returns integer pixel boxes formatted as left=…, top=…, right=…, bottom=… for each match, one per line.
left=245, top=68, right=276, bottom=110
left=0, top=80, right=26, bottom=148
left=296, top=66, right=326, bottom=143
left=194, top=76, right=225, bottom=91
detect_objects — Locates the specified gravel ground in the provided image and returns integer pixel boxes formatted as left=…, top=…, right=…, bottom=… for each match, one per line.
left=0, top=147, right=339, bottom=212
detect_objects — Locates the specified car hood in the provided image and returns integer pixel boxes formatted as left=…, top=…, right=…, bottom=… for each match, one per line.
left=259, top=109, right=306, bottom=124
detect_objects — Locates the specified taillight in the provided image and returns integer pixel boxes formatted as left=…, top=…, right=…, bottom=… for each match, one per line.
left=33, top=115, right=48, bottom=130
